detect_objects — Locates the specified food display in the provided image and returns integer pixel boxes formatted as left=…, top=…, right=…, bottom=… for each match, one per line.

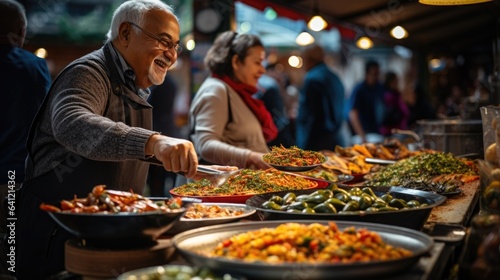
left=39, top=186, right=188, bottom=246
left=171, top=168, right=319, bottom=197
left=211, top=222, right=412, bottom=264
left=321, top=152, right=375, bottom=176
left=165, top=203, right=256, bottom=235
left=118, top=265, right=241, bottom=280
left=184, top=203, right=245, bottom=219
left=459, top=213, right=500, bottom=280
left=297, top=168, right=354, bottom=183
left=173, top=220, right=433, bottom=279
left=40, top=185, right=182, bottom=213
left=318, top=142, right=429, bottom=179
left=477, top=160, right=500, bottom=214
left=333, top=141, right=423, bottom=160
left=260, top=186, right=428, bottom=214
left=246, top=186, right=446, bottom=230
left=263, top=145, right=326, bottom=171
left=364, top=152, right=479, bottom=194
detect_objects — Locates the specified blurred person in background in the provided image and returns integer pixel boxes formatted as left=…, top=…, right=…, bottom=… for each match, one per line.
left=296, top=44, right=346, bottom=151
left=379, top=71, right=409, bottom=136
left=16, top=1, right=205, bottom=278
left=406, top=82, right=437, bottom=130
left=255, top=65, right=295, bottom=148
left=189, top=31, right=276, bottom=169
left=0, top=0, right=51, bottom=276
left=438, top=84, right=464, bottom=119
left=147, top=75, right=180, bottom=197
left=347, top=60, right=385, bottom=144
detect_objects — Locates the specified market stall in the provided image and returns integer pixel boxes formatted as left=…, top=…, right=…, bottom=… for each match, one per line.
left=38, top=143, right=486, bottom=280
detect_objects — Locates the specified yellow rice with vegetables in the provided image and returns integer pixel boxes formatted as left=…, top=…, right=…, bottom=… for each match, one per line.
left=212, top=222, right=412, bottom=264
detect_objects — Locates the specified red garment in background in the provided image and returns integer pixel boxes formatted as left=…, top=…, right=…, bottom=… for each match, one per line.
left=213, top=73, right=278, bottom=142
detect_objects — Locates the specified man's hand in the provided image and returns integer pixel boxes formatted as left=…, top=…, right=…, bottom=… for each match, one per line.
left=147, top=135, right=198, bottom=178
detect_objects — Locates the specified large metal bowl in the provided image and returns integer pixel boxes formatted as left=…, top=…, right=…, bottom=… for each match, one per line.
left=246, top=186, right=446, bottom=230
left=172, top=220, right=434, bottom=280
left=45, top=198, right=197, bottom=248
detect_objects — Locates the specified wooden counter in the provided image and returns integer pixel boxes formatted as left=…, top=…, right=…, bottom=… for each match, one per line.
left=426, top=180, right=480, bottom=226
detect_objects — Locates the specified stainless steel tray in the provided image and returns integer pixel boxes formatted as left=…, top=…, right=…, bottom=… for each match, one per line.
left=172, top=220, right=434, bottom=280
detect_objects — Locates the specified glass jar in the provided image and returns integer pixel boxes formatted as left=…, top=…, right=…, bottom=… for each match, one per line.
left=480, top=105, right=500, bottom=166
left=458, top=213, right=500, bottom=280
left=477, top=160, right=500, bottom=215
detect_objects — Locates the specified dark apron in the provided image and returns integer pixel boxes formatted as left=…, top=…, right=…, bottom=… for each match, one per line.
left=16, top=45, right=152, bottom=280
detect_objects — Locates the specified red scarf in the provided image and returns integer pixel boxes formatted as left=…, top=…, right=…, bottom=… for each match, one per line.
left=213, top=74, right=278, bottom=142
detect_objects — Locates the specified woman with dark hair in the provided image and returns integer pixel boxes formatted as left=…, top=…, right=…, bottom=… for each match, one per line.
left=189, top=31, right=276, bottom=169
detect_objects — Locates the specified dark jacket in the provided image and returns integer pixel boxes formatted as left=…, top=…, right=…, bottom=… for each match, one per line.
left=296, top=63, right=345, bottom=150
left=0, top=46, right=51, bottom=184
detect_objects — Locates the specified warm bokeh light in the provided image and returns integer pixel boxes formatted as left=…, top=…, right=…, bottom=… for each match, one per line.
left=186, top=39, right=195, bottom=51
left=34, top=48, right=47, bottom=58
left=295, top=31, right=315, bottom=46
left=390, top=26, right=408, bottom=39
left=308, top=15, right=327, bottom=32
left=429, top=58, right=444, bottom=71
left=356, top=37, right=373, bottom=49
left=288, top=55, right=303, bottom=68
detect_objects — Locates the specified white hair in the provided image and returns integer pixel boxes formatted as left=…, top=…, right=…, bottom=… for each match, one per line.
left=105, top=0, right=177, bottom=43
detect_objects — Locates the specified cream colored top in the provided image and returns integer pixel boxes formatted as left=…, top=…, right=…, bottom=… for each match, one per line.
left=189, top=77, right=269, bottom=168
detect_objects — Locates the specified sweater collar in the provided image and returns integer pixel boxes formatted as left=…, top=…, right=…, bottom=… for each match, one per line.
left=107, top=42, right=150, bottom=100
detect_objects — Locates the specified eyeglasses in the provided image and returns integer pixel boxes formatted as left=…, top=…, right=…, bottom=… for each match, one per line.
left=128, top=22, right=182, bottom=54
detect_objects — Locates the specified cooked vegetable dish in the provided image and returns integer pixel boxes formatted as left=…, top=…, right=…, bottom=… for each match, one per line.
left=364, top=152, right=479, bottom=193
left=184, top=204, right=245, bottom=219
left=40, top=185, right=182, bottom=213
left=261, top=186, right=428, bottom=214
left=263, top=145, right=326, bottom=167
left=211, top=222, right=412, bottom=264
left=171, top=169, right=318, bottom=196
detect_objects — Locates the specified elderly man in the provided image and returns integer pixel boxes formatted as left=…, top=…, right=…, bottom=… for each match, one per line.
left=17, top=0, right=198, bottom=278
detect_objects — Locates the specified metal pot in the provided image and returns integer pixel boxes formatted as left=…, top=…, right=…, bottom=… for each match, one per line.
left=416, top=119, right=483, bottom=158
left=392, top=120, right=483, bottom=158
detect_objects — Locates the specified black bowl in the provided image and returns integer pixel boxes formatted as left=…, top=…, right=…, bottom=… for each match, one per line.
left=246, top=186, right=446, bottom=230
left=46, top=198, right=198, bottom=248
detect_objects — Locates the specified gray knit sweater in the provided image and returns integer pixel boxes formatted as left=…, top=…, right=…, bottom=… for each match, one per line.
left=26, top=46, right=156, bottom=190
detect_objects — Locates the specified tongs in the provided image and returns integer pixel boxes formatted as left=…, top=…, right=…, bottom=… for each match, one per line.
left=145, top=158, right=239, bottom=186
left=146, top=158, right=228, bottom=175
left=195, top=165, right=228, bottom=175
left=365, top=158, right=397, bottom=165
left=202, top=167, right=241, bottom=187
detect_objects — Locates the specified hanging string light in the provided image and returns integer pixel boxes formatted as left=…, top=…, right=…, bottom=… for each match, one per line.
left=356, top=36, right=373, bottom=49
left=307, top=0, right=327, bottom=32
left=390, top=25, right=408, bottom=39
left=296, top=30, right=315, bottom=46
